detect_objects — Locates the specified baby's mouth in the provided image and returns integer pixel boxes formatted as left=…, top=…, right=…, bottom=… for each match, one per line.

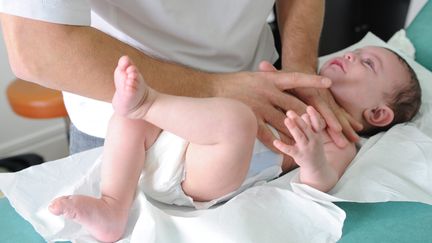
left=330, top=59, right=345, bottom=73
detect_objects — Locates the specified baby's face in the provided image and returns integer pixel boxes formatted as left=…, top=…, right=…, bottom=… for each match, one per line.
left=319, top=46, right=409, bottom=123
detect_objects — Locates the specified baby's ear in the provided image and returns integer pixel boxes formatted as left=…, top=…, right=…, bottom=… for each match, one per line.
left=363, top=105, right=394, bottom=127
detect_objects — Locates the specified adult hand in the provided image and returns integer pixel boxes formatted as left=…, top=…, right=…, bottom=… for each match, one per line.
left=293, top=87, right=363, bottom=147
left=258, top=61, right=362, bottom=149
left=216, top=61, right=331, bottom=153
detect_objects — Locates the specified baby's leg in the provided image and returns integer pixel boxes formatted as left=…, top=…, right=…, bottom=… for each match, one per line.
left=111, top=56, right=258, bottom=202
left=49, top=57, right=161, bottom=242
left=50, top=55, right=257, bottom=241
left=111, top=56, right=258, bottom=201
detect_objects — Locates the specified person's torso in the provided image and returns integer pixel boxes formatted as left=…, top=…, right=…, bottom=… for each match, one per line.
left=65, top=0, right=277, bottom=138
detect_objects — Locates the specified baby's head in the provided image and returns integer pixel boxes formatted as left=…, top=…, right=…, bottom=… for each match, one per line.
left=319, top=46, right=421, bottom=136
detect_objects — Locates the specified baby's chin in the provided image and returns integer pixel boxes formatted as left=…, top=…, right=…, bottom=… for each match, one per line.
left=318, top=61, right=332, bottom=76
left=318, top=65, right=331, bottom=78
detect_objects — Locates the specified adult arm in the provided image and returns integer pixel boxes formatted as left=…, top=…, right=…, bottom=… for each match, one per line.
left=0, top=14, right=214, bottom=101
left=249, top=0, right=326, bottom=150
left=275, top=0, right=362, bottom=146
left=276, top=0, right=323, bottom=74
left=0, top=14, right=330, bottom=146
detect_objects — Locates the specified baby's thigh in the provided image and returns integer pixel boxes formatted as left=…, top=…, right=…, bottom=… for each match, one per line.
left=181, top=142, right=254, bottom=202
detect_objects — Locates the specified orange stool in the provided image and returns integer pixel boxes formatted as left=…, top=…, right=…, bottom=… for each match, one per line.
left=6, top=79, right=70, bottom=142
left=6, top=79, right=68, bottom=119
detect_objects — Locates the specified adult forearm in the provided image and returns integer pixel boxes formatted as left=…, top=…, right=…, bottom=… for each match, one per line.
left=1, top=14, right=216, bottom=102
left=276, top=0, right=324, bottom=73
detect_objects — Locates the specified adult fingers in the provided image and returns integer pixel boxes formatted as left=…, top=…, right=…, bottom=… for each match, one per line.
left=269, top=72, right=331, bottom=90
left=341, top=112, right=363, bottom=142
left=259, top=99, right=293, bottom=138
left=330, top=108, right=361, bottom=144
left=257, top=120, right=279, bottom=152
left=258, top=60, right=277, bottom=72
left=313, top=99, right=342, bottom=132
left=270, top=92, right=308, bottom=118
left=312, top=100, right=352, bottom=148
left=339, top=120, right=360, bottom=143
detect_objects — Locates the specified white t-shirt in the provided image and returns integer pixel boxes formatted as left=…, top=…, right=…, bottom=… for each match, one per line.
left=1, top=0, right=278, bottom=138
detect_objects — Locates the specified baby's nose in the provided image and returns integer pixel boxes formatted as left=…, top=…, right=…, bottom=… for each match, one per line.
left=344, top=52, right=355, bottom=62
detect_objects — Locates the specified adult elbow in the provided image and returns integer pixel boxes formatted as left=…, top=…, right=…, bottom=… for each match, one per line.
left=1, top=14, right=58, bottom=86
left=1, top=14, right=38, bottom=82
left=7, top=51, right=34, bottom=82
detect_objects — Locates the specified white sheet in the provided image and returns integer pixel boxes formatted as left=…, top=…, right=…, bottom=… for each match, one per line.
left=0, top=148, right=345, bottom=243
left=1, top=32, right=432, bottom=243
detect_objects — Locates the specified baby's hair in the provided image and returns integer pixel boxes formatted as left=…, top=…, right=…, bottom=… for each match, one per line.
left=361, top=47, right=422, bottom=136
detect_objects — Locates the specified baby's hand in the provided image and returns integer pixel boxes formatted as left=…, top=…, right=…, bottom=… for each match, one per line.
left=273, top=106, right=327, bottom=170
left=304, top=106, right=326, bottom=133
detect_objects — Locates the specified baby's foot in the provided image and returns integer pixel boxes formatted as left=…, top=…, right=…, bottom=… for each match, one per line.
left=49, top=195, right=129, bottom=243
left=113, top=55, right=156, bottom=119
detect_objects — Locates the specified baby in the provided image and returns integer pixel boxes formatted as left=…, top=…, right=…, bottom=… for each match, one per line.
left=274, top=46, right=421, bottom=191
left=49, top=46, right=421, bottom=242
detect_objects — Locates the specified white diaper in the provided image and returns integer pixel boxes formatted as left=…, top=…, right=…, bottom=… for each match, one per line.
left=139, top=131, right=283, bottom=209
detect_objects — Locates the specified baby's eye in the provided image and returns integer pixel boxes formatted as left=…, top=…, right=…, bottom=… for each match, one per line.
left=362, top=58, right=375, bottom=70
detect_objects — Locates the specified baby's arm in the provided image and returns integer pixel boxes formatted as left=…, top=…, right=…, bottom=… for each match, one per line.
left=273, top=106, right=356, bottom=192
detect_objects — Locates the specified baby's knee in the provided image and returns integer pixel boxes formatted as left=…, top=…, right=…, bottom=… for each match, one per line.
left=223, top=99, right=257, bottom=137
left=235, top=106, right=257, bottom=144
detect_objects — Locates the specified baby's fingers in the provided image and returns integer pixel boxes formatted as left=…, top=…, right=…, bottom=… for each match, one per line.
left=306, top=106, right=326, bottom=132
left=273, top=139, right=298, bottom=156
left=286, top=111, right=313, bottom=145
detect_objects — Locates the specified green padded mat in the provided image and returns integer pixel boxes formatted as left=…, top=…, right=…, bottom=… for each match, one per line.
left=1, top=197, right=431, bottom=242
left=336, top=202, right=432, bottom=243
left=0, top=198, right=70, bottom=243
left=0, top=197, right=46, bottom=243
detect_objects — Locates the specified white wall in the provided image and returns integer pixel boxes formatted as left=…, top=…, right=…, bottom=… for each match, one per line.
left=0, top=28, right=68, bottom=162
